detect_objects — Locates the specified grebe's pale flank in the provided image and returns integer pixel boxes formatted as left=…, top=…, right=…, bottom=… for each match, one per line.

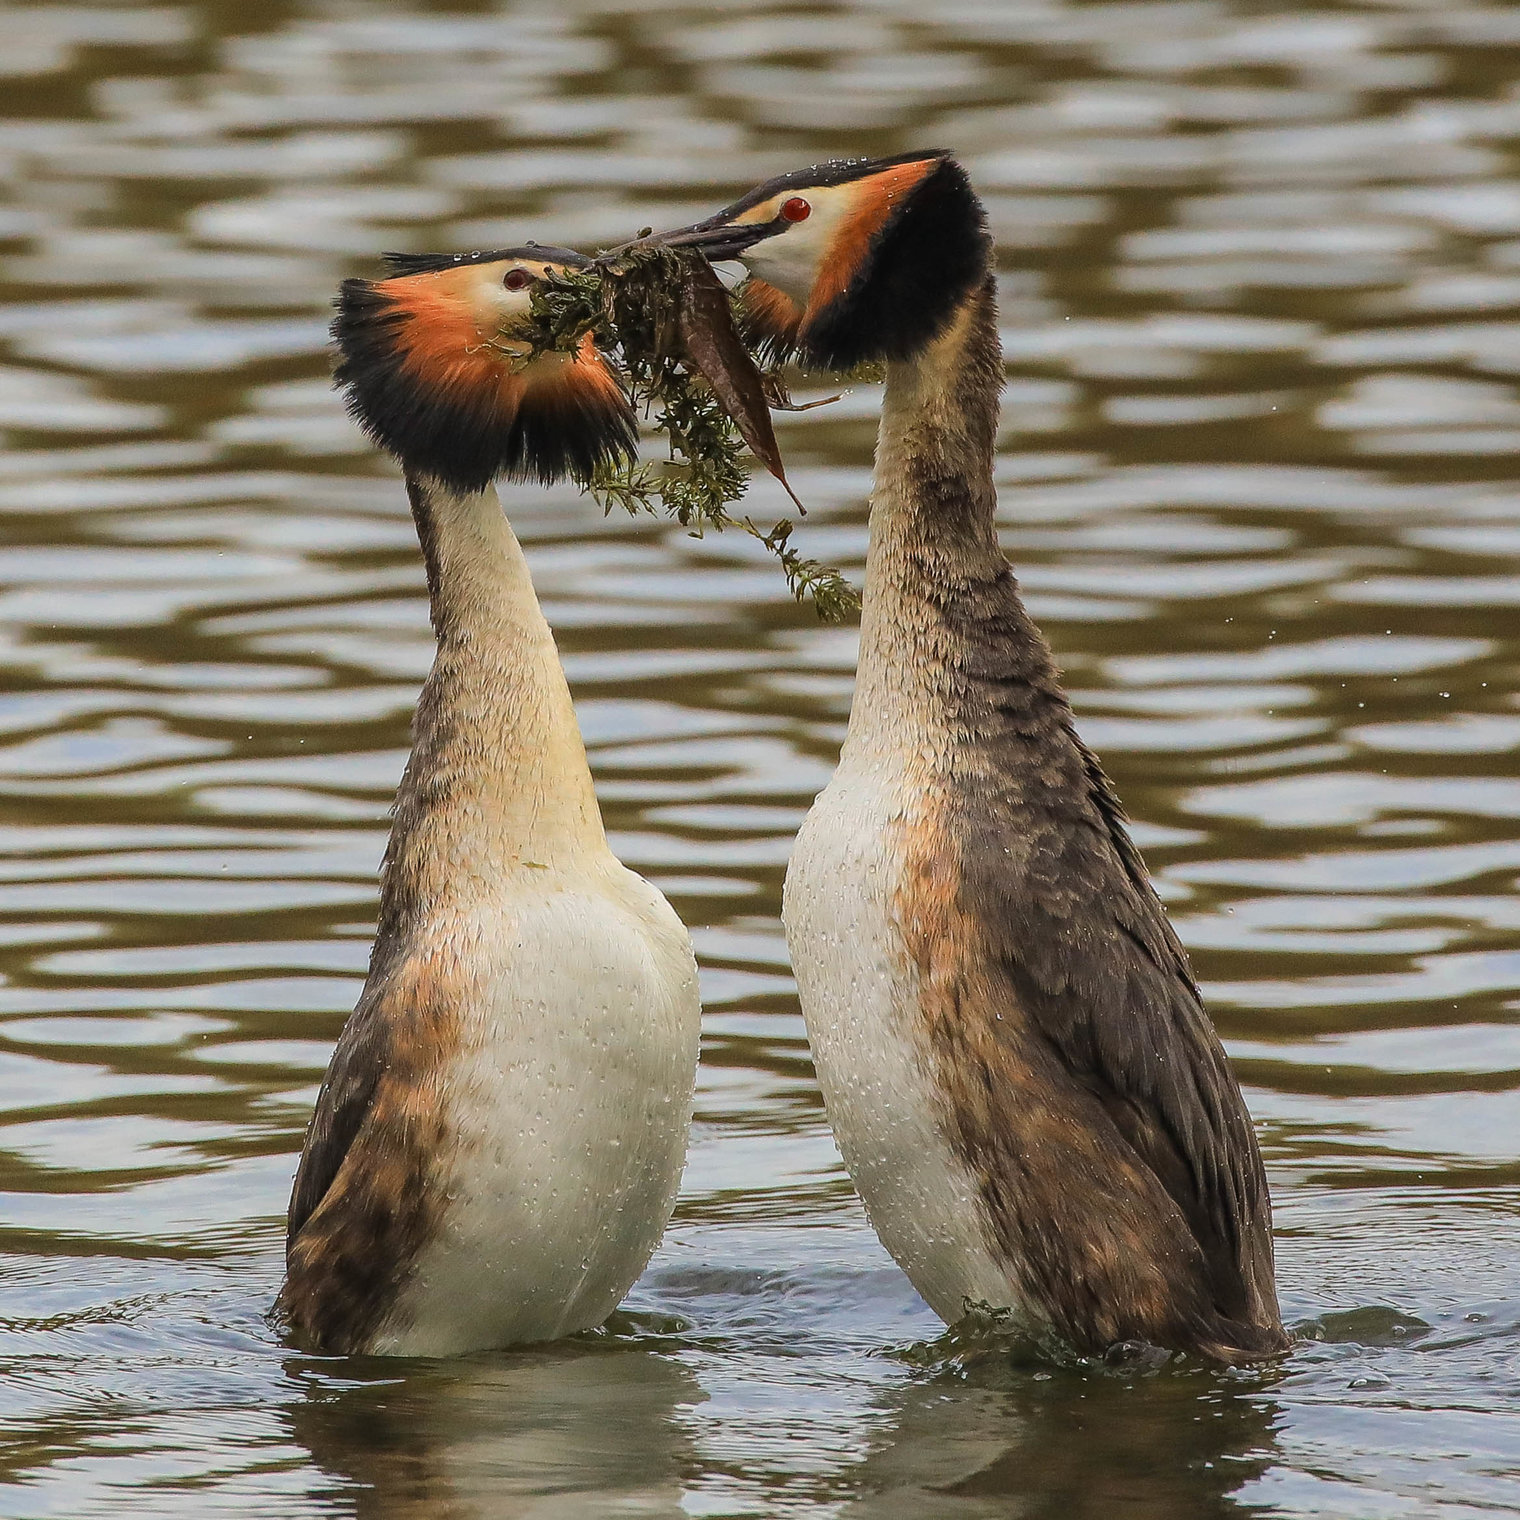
left=665, top=160, right=1289, bottom=1362
left=278, top=249, right=701, bottom=1357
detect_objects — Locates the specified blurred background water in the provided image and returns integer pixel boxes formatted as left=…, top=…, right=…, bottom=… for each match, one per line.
left=0, top=0, right=1518, bottom=1513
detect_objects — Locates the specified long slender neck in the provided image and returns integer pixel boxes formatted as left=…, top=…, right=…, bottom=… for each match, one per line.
left=376, top=476, right=605, bottom=947
left=847, top=275, right=1011, bottom=758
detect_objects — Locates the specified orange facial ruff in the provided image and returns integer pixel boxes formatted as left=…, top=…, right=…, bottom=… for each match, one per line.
left=333, top=250, right=635, bottom=493
left=804, top=159, right=935, bottom=322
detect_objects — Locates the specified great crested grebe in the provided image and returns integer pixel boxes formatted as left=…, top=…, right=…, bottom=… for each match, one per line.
left=278, top=248, right=701, bottom=1357
left=663, top=156, right=1289, bottom=1361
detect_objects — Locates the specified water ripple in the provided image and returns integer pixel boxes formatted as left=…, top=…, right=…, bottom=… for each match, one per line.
left=1, top=0, right=1518, bottom=1513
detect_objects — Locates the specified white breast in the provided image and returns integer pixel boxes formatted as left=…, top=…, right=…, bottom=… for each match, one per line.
left=376, top=862, right=700, bottom=1357
left=782, top=757, right=1019, bottom=1326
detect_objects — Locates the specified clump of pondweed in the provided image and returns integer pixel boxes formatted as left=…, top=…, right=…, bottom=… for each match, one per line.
left=522, top=242, right=859, bottom=623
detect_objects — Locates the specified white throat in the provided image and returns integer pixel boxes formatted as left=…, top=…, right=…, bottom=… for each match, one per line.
left=390, top=479, right=607, bottom=906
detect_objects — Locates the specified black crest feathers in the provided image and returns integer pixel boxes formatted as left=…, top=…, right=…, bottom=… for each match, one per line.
left=804, top=155, right=989, bottom=370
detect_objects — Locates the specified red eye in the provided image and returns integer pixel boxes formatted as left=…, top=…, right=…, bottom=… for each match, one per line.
left=503, top=268, right=531, bottom=290
left=781, top=197, right=811, bottom=223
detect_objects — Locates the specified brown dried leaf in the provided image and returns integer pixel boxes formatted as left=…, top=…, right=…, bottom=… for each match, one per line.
left=675, top=257, right=804, bottom=512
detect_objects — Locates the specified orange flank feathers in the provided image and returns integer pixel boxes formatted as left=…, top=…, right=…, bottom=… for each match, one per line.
left=333, top=247, right=636, bottom=495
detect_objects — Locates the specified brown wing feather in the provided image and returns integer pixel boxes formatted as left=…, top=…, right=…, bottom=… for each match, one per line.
left=911, top=561, right=1286, bottom=1360
left=278, top=954, right=461, bottom=1353
left=286, top=974, right=392, bottom=1244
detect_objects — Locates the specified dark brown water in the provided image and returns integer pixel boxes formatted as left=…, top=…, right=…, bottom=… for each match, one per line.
left=1, top=0, right=1518, bottom=1513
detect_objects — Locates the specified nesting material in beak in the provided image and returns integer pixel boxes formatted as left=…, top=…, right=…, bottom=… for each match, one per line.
left=332, top=250, right=636, bottom=495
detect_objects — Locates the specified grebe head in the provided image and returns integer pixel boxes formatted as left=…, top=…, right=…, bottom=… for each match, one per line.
left=333, top=247, right=635, bottom=494
left=660, top=152, right=988, bottom=371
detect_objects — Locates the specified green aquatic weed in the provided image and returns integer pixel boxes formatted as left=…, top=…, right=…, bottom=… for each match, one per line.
left=523, top=242, right=859, bottom=623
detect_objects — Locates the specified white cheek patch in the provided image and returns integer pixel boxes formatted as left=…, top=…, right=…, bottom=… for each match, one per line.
left=465, top=266, right=534, bottom=330
left=740, top=187, right=860, bottom=308
left=743, top=221, right=831, bottom=306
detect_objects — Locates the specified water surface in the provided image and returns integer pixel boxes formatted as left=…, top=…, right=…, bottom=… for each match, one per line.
left=0, top=0, right=1518, bottom=1513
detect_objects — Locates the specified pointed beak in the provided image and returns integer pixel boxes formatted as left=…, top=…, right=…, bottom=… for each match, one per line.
left=653, top=215, right=783, bottom=262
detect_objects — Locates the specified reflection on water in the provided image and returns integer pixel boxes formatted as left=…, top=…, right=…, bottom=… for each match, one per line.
left=290, top=1339, right=703, bottom=1519
left=854, top=1363, right=1282, bottom=1520
left=1, top=0, right=1520, bottom=1513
